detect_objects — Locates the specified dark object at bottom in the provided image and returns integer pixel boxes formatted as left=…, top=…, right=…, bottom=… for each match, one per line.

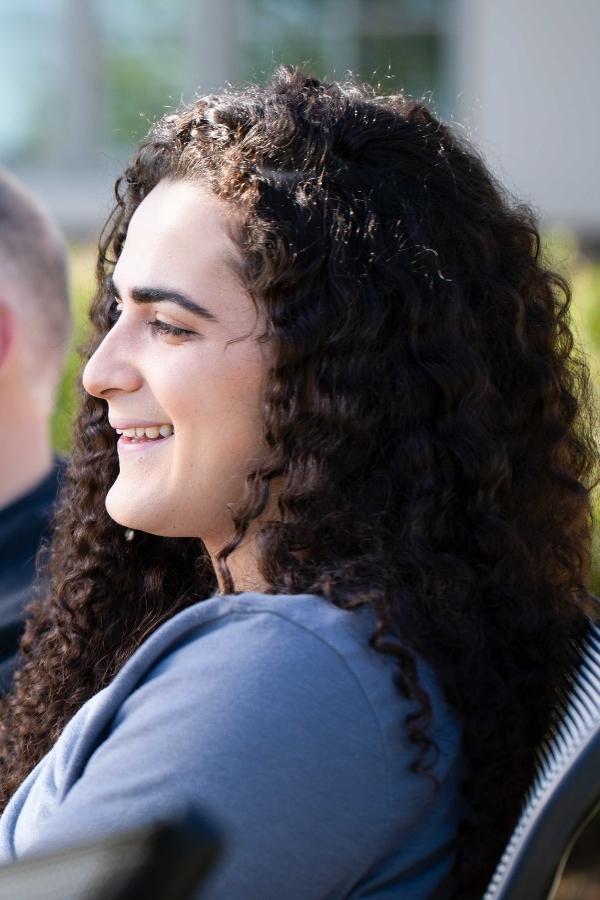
left=0, top=809, right=221, bottom=900
left=483, top=619, right=600, bottom=900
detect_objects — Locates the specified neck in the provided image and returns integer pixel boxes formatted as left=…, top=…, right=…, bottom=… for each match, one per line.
left=209, top=535, right=267, bottom=595
left=0, top=407, right=53, bottom=510
left=205, top=487, right=284, bottom=595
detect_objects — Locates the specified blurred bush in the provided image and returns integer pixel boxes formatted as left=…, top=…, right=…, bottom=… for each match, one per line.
left=51, top=243, right=96, bottom=455
left=52, top=235, right=600, bottom=591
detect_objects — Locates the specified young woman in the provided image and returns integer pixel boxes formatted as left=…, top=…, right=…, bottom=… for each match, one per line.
left=0, top=68, right=597, bottom=899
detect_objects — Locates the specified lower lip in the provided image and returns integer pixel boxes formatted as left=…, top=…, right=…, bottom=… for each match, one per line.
left=117, top=434, right=174, bottom=454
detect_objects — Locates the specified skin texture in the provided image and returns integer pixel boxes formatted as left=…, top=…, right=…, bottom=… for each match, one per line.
left=83, top=180, right=272, bottom=586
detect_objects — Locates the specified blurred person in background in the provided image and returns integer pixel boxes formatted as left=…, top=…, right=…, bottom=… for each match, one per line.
left=0, top=167, right=70, bottom=693
left=0, top=68, right=597, bottom=899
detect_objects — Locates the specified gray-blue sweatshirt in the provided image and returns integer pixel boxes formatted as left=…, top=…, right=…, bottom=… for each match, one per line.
left=0, top=592, right=464, bottom=898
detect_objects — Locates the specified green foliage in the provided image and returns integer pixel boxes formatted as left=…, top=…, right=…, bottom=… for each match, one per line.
left=572, top=264, right=600, bottom=594
left=104, top=53, right=180, bottom=148
left=51, top=244, right=96, bottom=454
left=542, top=231, right=600, bottom=593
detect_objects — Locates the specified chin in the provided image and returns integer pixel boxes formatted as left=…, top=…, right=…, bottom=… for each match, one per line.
left=105, top=483, right=160, bottom=535
left=105, top=484, right=197, bottom=539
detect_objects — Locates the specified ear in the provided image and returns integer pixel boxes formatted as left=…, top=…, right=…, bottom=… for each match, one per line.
left=0, top=301, right=16, bottom=373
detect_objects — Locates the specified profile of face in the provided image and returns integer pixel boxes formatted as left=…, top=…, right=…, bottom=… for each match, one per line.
left=83, top=179, right=272, bottom=553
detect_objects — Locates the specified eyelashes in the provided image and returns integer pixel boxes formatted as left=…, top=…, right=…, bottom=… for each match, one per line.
left=107, top=299, right=194, bottom=338
left=144, top=319, right=193, bottom=338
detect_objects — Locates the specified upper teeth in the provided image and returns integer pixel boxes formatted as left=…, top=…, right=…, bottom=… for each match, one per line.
left=116, top=424, right=174, bottom=439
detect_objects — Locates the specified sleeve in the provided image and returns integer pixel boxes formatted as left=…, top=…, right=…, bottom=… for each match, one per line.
left=21, top=610, right=389, bottom=900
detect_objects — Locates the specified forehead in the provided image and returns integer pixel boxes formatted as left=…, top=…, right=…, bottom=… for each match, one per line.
left=114, top=178, right=243, bottom=293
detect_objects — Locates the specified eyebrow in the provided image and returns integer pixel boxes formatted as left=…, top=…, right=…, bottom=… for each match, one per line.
left=109, top=275, right=218, bottom=322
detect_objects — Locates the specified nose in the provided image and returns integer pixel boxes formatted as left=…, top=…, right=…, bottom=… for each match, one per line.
left=82, top=323, right=143, bottom=399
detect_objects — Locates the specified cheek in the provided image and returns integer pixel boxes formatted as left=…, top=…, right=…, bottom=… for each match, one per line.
left=221, top=355, right=268, bottom=445
left=161, top=348, right=268, bottom=458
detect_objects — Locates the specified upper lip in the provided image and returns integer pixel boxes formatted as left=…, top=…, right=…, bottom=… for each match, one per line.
left=109, top=419, right=173, bottom=430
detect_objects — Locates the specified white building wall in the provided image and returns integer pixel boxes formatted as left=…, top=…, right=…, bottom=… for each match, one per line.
left=455, top=0, right=600, bottom=237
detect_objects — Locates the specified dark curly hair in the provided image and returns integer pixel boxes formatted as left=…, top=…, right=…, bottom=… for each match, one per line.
left=1, top=67, right=598, bottom=897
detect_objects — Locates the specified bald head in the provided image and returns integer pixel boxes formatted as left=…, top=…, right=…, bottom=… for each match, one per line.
left=0, top=167, right=71, bottom=409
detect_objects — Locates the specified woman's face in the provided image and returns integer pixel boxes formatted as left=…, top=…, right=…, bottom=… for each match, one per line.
left=83, top=178, right=272, bottom=551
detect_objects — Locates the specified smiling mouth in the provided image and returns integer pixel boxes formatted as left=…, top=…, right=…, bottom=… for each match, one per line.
left=116, top=424, right=174, bottom=443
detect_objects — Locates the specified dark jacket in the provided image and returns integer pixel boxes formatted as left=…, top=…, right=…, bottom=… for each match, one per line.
left=0, top=460, right=64, bottom=694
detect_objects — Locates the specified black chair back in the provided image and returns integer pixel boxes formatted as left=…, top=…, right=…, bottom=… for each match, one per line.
left=484, top=622, right=600, bottom=900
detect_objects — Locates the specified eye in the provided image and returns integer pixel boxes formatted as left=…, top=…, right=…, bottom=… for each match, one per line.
left=107, top=298, right=123, bottom=325
left=145, top=318, right=195, bottom=338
